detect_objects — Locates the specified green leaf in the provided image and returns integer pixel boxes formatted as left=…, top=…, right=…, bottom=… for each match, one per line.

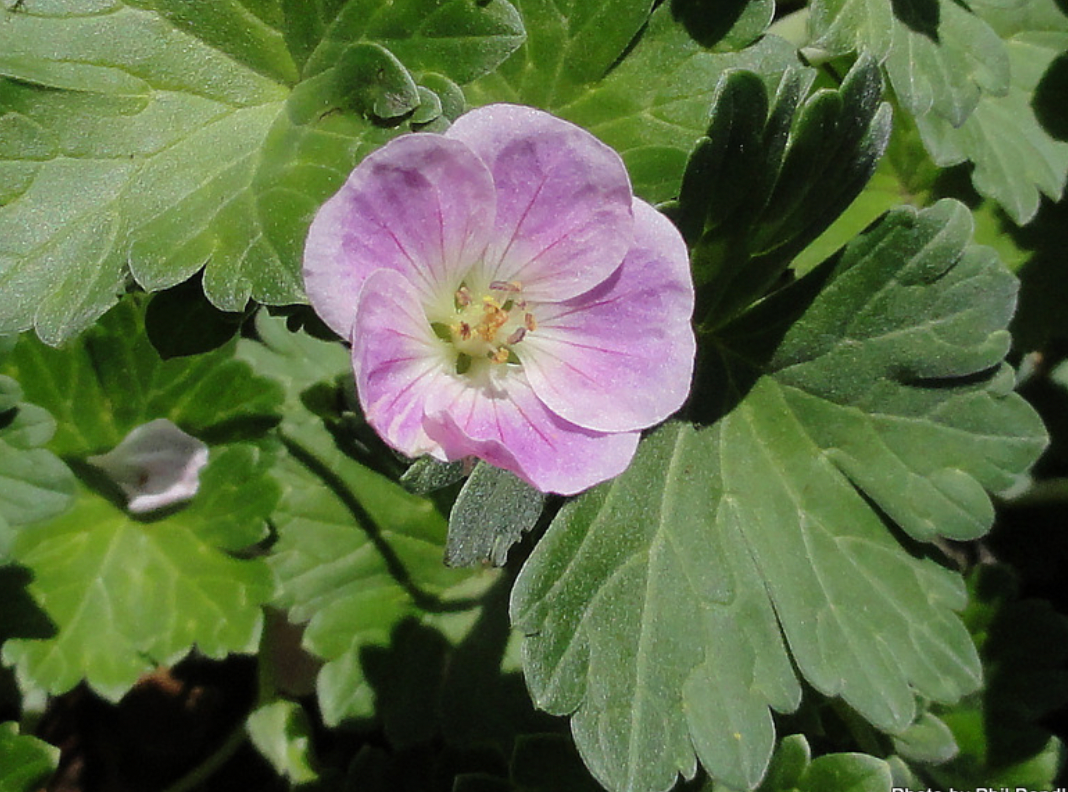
left=246, top=699, right=319, bottom=785
left=446, top=462, right=546, bottom=567
left=914, top=0, right=1068, bottom=223
left=669, top=0, right=775, bottom=51
left=0, top=0, right=524, bottom=346
left=237, top=313, right=490, bottom=726
left=510, top=200, right=1046, bottom=791
left=922, top=566, right=1068, bottom=788
left=303, top=0, right=525, bottom=86
left=0, top=376, right=74, bottom=556
left=469, top=4, right=804, bottom=203
left=808, top=0, right=1010, bottom=127
left=891, top=712, right=958, bottom=764
left=797, top=753, right=890, bottom=792
left=0, top=721, right=58, bottom=792
left=0, top=297, right=281, bottom=700
left=674, top=55, right=891, bottom=326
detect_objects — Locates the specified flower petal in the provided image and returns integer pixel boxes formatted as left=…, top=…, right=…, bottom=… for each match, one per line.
left=352, top=268, right=451, bottom=458
left=519, top=199, right=695, bottom=432
left=423, top=372, right=640, bottom=495
left=304, top=134, right=496, bottom=339
left=446, top=104, right=633, bottom=301
left=87, top=419, right=209, bottom=515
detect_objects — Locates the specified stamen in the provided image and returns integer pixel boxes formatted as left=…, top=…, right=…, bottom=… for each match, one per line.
left=457, top=321, right=472, bottom=340
left=507, top=327, right=526, bottom=345
left=489, top=347, right=510, bottom=364
left=524, top=313, right=537, bottom=332
left=490, top=280, right=522, bottom=292
left=455, top=285, right=471, bottom=308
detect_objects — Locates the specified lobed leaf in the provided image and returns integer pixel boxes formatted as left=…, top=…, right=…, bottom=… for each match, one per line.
left=511, top=200, right=1046, bottom=791
left=0, top=0, right=524, bottom=346
left=914, top=0, right=1068, bottom=223
left=0, top=297, right=281, bottom=699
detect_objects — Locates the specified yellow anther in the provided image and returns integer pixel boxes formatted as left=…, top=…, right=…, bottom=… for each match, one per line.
left=524, top=313, right=537, bottom=332
left=489, top=347, right=510, bottom=364
left=455, top=285, right=472, bottom=308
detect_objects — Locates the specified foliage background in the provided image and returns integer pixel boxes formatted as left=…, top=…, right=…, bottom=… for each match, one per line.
left=1, top=0, right=1067, bottom=790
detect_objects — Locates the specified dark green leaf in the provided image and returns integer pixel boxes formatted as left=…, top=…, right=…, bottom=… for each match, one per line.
left=446, top=462, right=546, bottom=567
left=511, top=200, right=1046, bottom=791
left=669, top=0, right=775, bottom=51
left=676, top=56, right=891, bottom=326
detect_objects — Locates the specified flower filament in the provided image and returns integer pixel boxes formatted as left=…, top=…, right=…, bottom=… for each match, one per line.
left=431, top=280, right=537, bottom=376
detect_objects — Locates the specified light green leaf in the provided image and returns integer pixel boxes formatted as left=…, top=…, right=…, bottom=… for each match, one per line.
left=915, top=0, right=1068, bottom=223
left=0, top=0, right=523, bottom=346
left=0, top=721, right=58, bottom=792
left=469, top=3, right=804, bottom=203
left=891, top=712, right=958, bottom=764
left=511, top=200, right=1046, bottom=792
left=809, top=0, right=895, bottom=59
left=237, top=313, right=491, bottom=726
left=3, top=443, right=277, bottom=700
left=0, top=297, right=281, bottom=700
left=246, top=699, right=319, bottom=785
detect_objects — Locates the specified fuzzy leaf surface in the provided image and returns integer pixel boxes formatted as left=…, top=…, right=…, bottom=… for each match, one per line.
left=0, top=0, right=522, bottom=345
left=511, top=200, right=1046, bottom=792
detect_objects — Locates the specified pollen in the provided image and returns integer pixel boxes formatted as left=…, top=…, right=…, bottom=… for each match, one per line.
left=434, top=278, right=538, bottom=375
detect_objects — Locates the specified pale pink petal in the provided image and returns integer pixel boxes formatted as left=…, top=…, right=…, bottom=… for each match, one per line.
left=352, top=269, right=452, bottom=458
left=518, top=200, right=695, bottom=432
left=304, top=134, right=496, bottom=339
left=445, top=104, right=634, bottom=301
left=423, top=373, right=640, bottom=495
left=88, top=419, right=209, bottom=514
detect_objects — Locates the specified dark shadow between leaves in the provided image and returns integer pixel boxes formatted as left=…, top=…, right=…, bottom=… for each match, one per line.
left=356, top=572, right=563, bottom=789
left=891, top=0, right=941, bottom=40
left=670, top=0, right=749, bottom=48
left=1034, top=52, right=1068, bottom=142
left=0, top=563, right=56, bottom=642
left=688, top=249, right=838, bottom=426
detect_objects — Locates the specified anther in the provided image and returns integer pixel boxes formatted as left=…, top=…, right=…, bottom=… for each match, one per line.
left=489, top=347, right=510, bottom=364
left=524, top=313, right=537, bottom=332
left=490, top=280, right=522, bottom=292
left=507, top=327, right=526, bottom=345
left=455, top=286, right=471, bottom=308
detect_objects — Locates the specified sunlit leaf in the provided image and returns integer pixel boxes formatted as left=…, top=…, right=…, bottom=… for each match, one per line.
left=511, top=200, right=1046, bottom=791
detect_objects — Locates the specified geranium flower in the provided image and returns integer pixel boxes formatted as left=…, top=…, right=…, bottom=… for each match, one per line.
left=303, top=104, right=695, bottom=495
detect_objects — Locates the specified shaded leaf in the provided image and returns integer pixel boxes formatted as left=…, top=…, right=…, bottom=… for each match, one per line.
left=237, top=313, right=491, bottom=726
left=469, top=3, right=805, bottom=203
left=246, top=699, right=319, bottom=785
left=511, top=200, right=1045, bottom=791
left=674, top=55, right=891, bottom=326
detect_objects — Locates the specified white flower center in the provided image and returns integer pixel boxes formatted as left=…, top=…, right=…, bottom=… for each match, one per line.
left=429, top=280, right=538, bottom=377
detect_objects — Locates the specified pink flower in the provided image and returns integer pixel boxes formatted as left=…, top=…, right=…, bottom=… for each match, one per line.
left=303, top=104, right=695, bottom=495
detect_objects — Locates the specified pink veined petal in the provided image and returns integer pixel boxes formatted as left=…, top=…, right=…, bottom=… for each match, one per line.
left=422, top=372, right=640, bottom=495
left=445, top=103, right=634, bottom=302
left=518, top=199, right=696, bottom=433
left=352, top=268, right=452, bottom=459
left=304, top=134, right=496, bottom=339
